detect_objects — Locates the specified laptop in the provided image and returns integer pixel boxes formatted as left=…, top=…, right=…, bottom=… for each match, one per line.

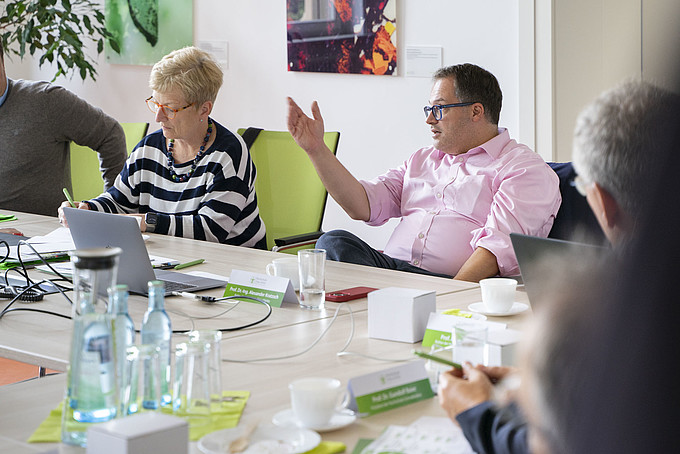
left=63, top=208, right=227, bottom=295
left=510, top=233, right=608, bottom=309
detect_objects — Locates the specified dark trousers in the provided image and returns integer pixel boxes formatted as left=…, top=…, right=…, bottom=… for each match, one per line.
left=315, top=230, right=453, bottom=279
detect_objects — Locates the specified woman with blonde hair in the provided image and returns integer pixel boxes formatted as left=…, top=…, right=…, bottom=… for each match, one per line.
left=60, top=46, right=266, bottom=248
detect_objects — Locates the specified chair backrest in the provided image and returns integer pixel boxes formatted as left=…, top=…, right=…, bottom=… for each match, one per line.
left=238, top=128, right=340, bottom=251
left=70, top=122, right=149, bottom=201
left=547, top=161, right=607, bottom=244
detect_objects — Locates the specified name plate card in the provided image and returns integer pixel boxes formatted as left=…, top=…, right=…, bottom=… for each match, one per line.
left=222, top=269, right=297, bottom=308
left=348, top=361, right=434, bottom=417
left=422, top=313, right=507, bottom=349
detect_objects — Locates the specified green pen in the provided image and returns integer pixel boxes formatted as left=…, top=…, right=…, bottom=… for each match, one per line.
left=174, top=258, right=205, bottom=270
left=413, top=350, right=463, bottom=370
left=63, top=188, right=76, bottom=208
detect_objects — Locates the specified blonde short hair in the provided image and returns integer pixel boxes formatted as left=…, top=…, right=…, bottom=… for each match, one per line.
left=149, top=46, right=223, bottom=105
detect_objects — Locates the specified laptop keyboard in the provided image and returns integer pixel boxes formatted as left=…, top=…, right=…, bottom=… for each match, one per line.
left=161, top=280, right=198, bottom=293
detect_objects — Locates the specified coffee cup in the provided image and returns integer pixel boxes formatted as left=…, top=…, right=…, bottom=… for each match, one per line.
left=265, top=257, right=300, bottom=290
left=479, top=278, right=517, bottom=313
left=288, top=377, right=349, bottom=428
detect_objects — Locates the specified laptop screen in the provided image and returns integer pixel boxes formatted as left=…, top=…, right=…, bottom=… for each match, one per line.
left=510, top=233, right=609, bottom=309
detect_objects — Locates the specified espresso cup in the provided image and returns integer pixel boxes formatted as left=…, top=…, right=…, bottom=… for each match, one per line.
left=289, top=377, right=349, bottom=428
left=265, top=257, right=300, bottom=290
left=479, top=278, right=517, bottom=313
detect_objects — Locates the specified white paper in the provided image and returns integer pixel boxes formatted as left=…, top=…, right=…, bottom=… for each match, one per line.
left=406, top=46, right=443, bottom=78
left=361, top=416, right=474, bottom=454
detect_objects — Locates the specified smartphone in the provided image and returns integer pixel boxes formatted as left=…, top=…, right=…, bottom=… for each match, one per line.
left=413, top=350, right=463, bottom=370
left=325, top=286, right=378, bottom=302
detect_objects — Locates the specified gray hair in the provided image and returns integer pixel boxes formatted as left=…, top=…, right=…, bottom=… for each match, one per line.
left=520, top=252, right=610, bottom=454
left=572, top=80, right=678, bottom=216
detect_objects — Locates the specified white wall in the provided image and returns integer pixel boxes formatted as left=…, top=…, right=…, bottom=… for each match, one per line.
left=6, top=0, right=523, bottom=250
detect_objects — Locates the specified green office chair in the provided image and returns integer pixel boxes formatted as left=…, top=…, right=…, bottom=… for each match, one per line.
left=70, top=122, right=149, bottom=201
left=238, top=128, right=340, bottom=254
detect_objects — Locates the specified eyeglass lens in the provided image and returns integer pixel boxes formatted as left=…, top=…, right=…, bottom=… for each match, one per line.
left=423, top=106, right=442, bottom=120
left=146, top=99, right=177, bottom=119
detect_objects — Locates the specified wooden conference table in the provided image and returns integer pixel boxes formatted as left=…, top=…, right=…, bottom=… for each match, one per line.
left=0, top=211, right=531, bottom=453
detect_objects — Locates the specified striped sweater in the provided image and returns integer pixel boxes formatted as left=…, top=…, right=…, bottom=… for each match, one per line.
left=87, top=119, right=266, bottom=248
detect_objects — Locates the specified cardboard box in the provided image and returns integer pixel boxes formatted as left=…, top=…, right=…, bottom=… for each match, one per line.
left=87, top=412, right=188, bottom=454
left=368, top=287, right=436, bottom=343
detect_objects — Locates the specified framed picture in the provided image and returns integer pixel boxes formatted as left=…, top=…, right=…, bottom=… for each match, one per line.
left=105, top=0, right=193, bottom=65
left=287, top=0, right=397, bottom=75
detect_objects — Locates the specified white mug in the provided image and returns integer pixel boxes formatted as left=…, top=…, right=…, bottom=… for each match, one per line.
left=479, top=278, right=517, bottom=313
left=289, top=377, right=349, bottom=428
left=265, top=257, right=300, bottom=290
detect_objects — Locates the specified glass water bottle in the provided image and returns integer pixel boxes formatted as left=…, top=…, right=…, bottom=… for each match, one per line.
left=109, top=284, right=135, bottom=416
left=62, top=247, right=121, bottom=447
left=141, top=281, right=172, bottom=407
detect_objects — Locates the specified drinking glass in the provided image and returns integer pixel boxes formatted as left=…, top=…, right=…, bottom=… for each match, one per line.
left=298, top=249, right=326, bottom=310
left=173, top=342, right=211, bottom=429
left=188, top=330, right=223, bottom=410
left=452, top=322, right=489, bottom=366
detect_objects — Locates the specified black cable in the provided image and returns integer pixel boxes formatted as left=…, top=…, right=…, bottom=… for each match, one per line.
left=0, top=239, right=10, bottom=264
left=169, top=295, right=272, bottom=334
left=1, top=241, right=271, bottom=331
left=0, top=278, right=73, bottom=320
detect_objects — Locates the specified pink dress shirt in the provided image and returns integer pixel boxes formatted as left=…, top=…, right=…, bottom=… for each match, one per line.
left=360, top=129, right=561, bottom=277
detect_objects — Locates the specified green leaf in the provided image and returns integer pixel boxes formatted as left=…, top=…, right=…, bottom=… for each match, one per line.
left=4, top=0, right=115, bottom=81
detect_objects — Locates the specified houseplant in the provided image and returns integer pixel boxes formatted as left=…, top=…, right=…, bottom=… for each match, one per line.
left=0, top=0, right=119, bottom=81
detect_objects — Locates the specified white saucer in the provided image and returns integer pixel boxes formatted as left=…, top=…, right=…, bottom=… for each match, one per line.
left=468, top=302, right=529, bottom=316
left=272, top=408, right=357, bottom=433
left=198, top=423, right=320, bottom=454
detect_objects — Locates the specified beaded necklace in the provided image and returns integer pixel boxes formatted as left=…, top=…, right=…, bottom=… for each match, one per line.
left=167, top=118, right=213, bottom=182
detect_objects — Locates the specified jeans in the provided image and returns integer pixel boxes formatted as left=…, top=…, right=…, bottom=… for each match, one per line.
left=315, top=230, right=453, bottom=279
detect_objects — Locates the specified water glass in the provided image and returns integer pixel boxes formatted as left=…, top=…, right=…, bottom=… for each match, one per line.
left=298, top=249, right=326, bottom=310
left=188, top=330, right=223, bottom=409
left=122, top=344, right=162, bottom=415
left=173, top=342, right=212, bottom=429
left=452, top=322, right=489, bottom=366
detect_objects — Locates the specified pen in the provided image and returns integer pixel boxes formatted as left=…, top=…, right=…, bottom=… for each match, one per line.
left=413, top=350, right=463, bottom=370
left=174, top=258, right=205, bottom=270
left=63, top=188, right=76, bottom=208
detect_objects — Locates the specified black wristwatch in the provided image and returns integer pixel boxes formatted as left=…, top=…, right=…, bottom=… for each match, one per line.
left=145, top=212, right=158, bottom=233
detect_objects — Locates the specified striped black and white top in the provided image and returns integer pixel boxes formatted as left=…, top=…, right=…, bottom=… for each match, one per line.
left=86, top=119, right=266, bottom=248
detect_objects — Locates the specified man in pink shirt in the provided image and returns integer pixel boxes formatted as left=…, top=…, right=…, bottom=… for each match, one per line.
left=287, top=64, right=561, bottom=281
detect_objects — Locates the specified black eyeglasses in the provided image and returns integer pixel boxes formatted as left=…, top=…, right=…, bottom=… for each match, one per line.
left=423, top=102, right=477, bottom=121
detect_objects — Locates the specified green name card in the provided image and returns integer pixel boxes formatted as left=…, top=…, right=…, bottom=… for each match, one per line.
left=354, top=379, right=434, bottom=416
left=348, top=361, right=434, bottom=417
left=223, top=283, right=285, bottom=307
left=223, top=269, right=298, bottom=308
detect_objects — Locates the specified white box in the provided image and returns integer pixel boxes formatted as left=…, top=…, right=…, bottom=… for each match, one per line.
left=487, top=329, right=522, bottom=366
left=87, top=413, right=188, bottom=454
left=368, top=287, right=436, bottom=343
